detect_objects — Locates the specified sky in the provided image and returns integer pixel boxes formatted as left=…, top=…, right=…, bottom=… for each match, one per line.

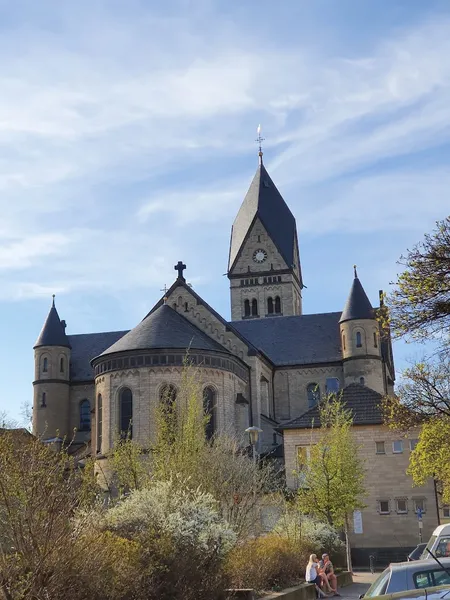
left=1, top=0, right=449, bottom=422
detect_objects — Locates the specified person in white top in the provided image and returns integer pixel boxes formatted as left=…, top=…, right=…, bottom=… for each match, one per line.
left=306, top=554, right=333, bottom=598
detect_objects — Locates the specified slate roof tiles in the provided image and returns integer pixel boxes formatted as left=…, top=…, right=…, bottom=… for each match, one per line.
left=280, top=383, right=384, bottom=429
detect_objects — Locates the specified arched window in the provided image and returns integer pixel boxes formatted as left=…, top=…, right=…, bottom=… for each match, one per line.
left=160, top=384, right=177, bottom=413
left=307, top=383, right=320, bottom=408
left=356, top=331, right=362, bottom=348
left=251, top=298, right=258, bottom=316
left=119, top=388, right=133, bottom=439
left=41, top=392, right=47, bottom=407
left=42, top=357, right=48, bottom=373
left=373, top=332, right=378, bottom=348
left=97, top=394, right=102, bottom=453
left=203, top=387, right=216, bottom=440
left=244, top=299, right=251, bottom=317
left=267, top=297, right=274, bottom=315
left=275, top=296, right=281, bottom=314
left=60, top=357, right=65, bottom=373
left=79, top=399, right=91, bottom=431
left=359, top=377, right=365, bottom=385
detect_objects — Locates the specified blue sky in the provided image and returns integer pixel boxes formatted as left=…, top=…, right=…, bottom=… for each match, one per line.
left=1, top=0, right=449, bottom=422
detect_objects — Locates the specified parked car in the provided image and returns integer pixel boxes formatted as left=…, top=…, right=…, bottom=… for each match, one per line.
left=409, top=544, right=428, bottom=561
left=361, top=558, right=450, bottom=598
left=367, top=585, right=450, bottom=600
left=422, top=525, right=450, bottom=559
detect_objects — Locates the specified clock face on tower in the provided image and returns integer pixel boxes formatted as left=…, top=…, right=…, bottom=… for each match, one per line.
left=253, top=248, right=268, bottom=264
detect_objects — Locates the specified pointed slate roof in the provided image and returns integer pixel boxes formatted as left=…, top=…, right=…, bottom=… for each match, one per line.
left=228, top=161, right=301, bottom=279
left=280, top=383, right=384, bottom=429
left=339, top=268, right=375, bottom=323
left=34, top=299, right=71, bottom=349
left=99, top=303, right=226, bottom=357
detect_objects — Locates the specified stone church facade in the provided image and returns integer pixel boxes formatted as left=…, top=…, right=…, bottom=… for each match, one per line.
left=32, top=152, right=438, bottom=561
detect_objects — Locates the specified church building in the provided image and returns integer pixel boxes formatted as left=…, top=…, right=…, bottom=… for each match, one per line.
left=34, top=150, right=444, bottom=564
left=32, top=150, right=395, bottom=457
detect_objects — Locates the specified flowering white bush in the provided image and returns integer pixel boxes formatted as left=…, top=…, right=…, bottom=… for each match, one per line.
left=274, top=510, right=344, bottom=557
left=103, top=478, right=236, bottom=556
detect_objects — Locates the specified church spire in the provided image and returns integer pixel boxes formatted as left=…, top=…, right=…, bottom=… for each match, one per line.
left=339, top=267, right=374, bottom=323
left=34, top=296, right=71, bottom=349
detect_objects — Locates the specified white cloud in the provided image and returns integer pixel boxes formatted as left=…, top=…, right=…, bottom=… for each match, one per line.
left=0, top=5, right=449, bottom=304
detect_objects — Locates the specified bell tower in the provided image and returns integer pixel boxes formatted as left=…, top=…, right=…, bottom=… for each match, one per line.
left=228, top=146, right=303, bottom=321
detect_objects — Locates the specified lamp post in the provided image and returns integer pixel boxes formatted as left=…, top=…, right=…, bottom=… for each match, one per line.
left=245, top=426, right=263, bottom=465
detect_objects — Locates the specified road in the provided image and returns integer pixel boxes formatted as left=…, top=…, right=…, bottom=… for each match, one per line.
left=341, top=573, right=377, bottom=599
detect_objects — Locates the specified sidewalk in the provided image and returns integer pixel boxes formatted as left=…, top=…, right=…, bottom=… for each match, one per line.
left=341, top=573, right=377, bottom=599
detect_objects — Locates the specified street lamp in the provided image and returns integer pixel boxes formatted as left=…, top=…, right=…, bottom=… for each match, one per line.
left=245, top=426, right=263, bottom=464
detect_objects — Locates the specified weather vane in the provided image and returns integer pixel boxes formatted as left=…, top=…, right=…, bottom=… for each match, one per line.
left=255, top=124, right=265, bottom=163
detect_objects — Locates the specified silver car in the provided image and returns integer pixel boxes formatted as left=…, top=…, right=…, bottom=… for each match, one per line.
left=363, top=558, right=450, bottom=598
left=367, top=586, right=450, bottom=600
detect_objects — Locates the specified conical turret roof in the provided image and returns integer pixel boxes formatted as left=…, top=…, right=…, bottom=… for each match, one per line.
left=228, top=161, right=301, bottom=283
left=99, top=303, right=226, bottom=357
left=34, top=298, right=71, bottom=349
left=339, top=268, right=374, bottom=323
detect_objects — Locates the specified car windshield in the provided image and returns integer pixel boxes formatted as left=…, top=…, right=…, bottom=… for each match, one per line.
left=422, top=537, right=437, bottom=559
left=365, top=568, right=391, bottom=598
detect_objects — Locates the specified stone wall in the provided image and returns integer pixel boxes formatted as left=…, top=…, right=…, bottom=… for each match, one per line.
left=284, top=425, right=438, bottom=550
left=33, top=345, right=71, bottom=439
left=229, top=218, right=302, bottom=321
left=94, top=365, right=248, bottom=453
left=274, top=364, right=344, bottom=422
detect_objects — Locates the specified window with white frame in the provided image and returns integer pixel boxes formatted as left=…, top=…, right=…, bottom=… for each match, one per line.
left=376, top=441, right=386, bottom=454
left=393, top=440, right=404, bottom=453
left=414, top=498, right=426, bottom=514
left=410, top=439, right=419, bottom=451
left=396, top=498, right=408, bottom=514
left=378, top=500, right=390, bottom=514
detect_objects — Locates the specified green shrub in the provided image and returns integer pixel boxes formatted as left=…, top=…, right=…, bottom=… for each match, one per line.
left=225, top=534, right=314, bottom=593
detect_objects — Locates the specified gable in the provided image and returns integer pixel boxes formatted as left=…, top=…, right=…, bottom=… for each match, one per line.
left=230, top=217, right=290, bottom=275
left=149, top=279, right=266, bottom=364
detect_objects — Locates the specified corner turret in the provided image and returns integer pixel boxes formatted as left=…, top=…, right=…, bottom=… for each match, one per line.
left=339, top=268, right=385, bottom=394
left=33, top=297, right=71, bottom=441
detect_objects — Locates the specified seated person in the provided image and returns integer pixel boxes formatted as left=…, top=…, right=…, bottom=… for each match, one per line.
left=319, top=553, right=340, bottom=596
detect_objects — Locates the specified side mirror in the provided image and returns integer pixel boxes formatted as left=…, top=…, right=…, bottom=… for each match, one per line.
left=359, top=595, right=365, bottom=599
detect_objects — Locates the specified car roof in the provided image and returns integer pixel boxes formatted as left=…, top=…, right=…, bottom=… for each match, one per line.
left=390, top=557, right=450, bottom=570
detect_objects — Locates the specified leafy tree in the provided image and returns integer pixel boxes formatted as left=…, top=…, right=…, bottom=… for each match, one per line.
left=383, top=360, right=450, bottom=429
left=0, top=431, right=93, bottom=599
left=150, top=363, right=279, bottom=539
left=297, top=396, right=366, bottom=571
left=383, top=360, right=450, bottom=506
left=407, top=416, right=450, bottom=505
left=388, top=216, right=450, bottom=350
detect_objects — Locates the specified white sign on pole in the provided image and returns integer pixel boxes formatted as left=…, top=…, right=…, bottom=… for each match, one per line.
left=353, top=510, right=363, bottom=534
